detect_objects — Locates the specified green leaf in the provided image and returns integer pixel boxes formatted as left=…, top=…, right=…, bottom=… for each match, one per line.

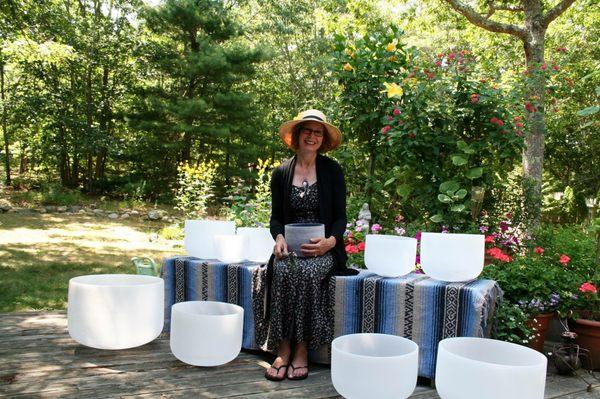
left=430, top=214, right=444, bottom=223
left=595, top=86, right=600, bottom=96
left=439, top=180, right=460, bottom=193
left=457, top=140, right=475, bottom=154
left=450, top=204, right=466, bottom=212
left=396, top=184, right=413, bottom=198
left=451, top=155, right=468, bottom=166
left=455, top=189, right=468, bottom=199
left=466, top=167, right=483, bottom=179
left=438, top=194, right=453, bottom=203
left=384, top=177, right=396, bottom=186
left=577, top=106, right=600, bottom=117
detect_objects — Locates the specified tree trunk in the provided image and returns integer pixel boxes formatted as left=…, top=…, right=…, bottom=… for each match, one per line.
left=522, top=3, right=547, bottom=230
left=0, top=54, right=10, bottom=186
left=85, top=65, right=94, bottom=192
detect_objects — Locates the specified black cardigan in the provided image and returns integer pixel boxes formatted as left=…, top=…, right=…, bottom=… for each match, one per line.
left=261, top=154, right=358, bottom=319
left=269, top=153, right=351, bottom=271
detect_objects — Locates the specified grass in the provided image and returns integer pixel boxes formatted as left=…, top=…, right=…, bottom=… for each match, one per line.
left=0, top=212, right=182, bottom=312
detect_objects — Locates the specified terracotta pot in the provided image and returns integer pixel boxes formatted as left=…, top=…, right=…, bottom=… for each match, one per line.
left=571, top=317, right=600, bottom=370
left=527, top=312, right=554, bottom=352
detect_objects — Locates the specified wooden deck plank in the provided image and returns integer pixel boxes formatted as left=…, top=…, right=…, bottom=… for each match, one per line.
left=1, top=311, right=598, bottom=399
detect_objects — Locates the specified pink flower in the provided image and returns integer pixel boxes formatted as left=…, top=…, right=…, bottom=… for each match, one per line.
left=393, top=107, right=400, bottom=116
left=371, top=223, right=382, bottom=233
left=381, top=125, right=391, bottom=134
left=345, top=244, right=359, bottom=254
left=559, top=254, right=571, bottom=265
left=394, top=227, right=406, bottom=236
left=470, top=94, right=480, bottom=104
left=435, top=60, right=442, bottom=67
left=515, top=121, right=524, bottom=128
left=415, top=254, right=421, bottom=264
left=414, top=230, right=422, bottom=241
left=540, top=63, right=547, bottom=71
left=357, top=241, right=366, bottom=251
left=485, top=235, right=495, bottom=243
left=579, top=282, right=598, bottom=294
left=552, top=64, right=560, bottom=72
left=386, top=115, right=393, bottom=121
left=534, top=247, right=544, bottom=255
left=448, top=52, right=455, bottom=60
left=395, top=214, right=404, bottom=222
left=486, top=247, right=512, bottom=263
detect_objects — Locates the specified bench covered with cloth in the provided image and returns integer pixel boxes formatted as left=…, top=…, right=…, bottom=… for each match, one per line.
left=161, top=256, right=501, bottom=379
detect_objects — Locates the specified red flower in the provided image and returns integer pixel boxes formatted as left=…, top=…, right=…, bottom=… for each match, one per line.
left=448, top=52, right=455, bottom=60
left=393, top=107, right=400, bottom=116
left=540, top=63, right=547, bottom=71
left=552, top=64, right=560, bottom=72
left=559, top=254, right=571, bottom=265
left=437, top=52, right=444, bottom=58
left=381, top=125, right=391, bottom=134
left=435, top=60, right=442, bottom=67
left=470, top=94, right=480, bottom=104
left=357, top=242, right=366, bottom=251
left=534, top=247, right=544, bottom=255
left=345, top=244, right=359, bottom=254
left=427, top=72, right=435, bottom=79
left=485, top=235, right=495, bottom=243
left=515, top=130, right=523, bottom=137
left=490, top=117, right=504, bottom=127
left=579, top=282, right=598, bottom=294
left=486, top=247, right=512, bottom=263
left=525, top=102, right=537, bottom=113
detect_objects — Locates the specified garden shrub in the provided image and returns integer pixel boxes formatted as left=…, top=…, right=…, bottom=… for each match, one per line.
left=175, top=161, right=218, bottom=218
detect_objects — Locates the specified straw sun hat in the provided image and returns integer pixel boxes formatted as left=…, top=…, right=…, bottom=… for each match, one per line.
left=278, top=109, right=342, bottom=152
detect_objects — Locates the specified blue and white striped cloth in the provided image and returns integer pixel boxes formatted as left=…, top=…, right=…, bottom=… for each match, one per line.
left=161, top=256, right=501, bottom=378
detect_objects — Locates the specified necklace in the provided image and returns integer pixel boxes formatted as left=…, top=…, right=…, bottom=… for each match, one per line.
left=299, top=180, right=309, bottom=199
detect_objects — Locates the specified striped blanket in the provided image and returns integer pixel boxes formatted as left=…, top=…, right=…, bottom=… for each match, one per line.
left=161, top=256, right=501, bottom=378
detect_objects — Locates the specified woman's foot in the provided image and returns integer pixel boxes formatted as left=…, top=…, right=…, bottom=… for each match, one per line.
left=265, top=341, right=291, bottom=381
left=288, top=342, right=309, bottom=380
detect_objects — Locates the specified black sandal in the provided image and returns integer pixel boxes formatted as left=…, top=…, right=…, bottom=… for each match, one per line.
left=287, top=364, right=309, bottom=380
left=264, top=363, right=289, bottom=381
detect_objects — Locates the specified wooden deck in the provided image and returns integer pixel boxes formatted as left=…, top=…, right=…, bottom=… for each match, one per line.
left=0, top=312, right=598, bottom=398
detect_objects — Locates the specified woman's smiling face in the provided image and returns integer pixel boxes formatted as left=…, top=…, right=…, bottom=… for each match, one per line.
left=297, top=121, right=325, bottom=153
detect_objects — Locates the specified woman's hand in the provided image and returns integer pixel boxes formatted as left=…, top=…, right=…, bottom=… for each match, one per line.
left=300, top=236, right=336, bottom=257
left=273, top=234, right=288, bottom=259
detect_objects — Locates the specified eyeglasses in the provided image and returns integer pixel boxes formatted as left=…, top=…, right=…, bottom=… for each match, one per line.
left=300, top=127, right=324, bottom=137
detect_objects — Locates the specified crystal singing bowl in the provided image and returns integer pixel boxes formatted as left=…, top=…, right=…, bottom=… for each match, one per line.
left=68, top=274, right=164, bottom=350
left=364, top=234, right=418, bottom=277
left=184, top=220, right=236, bottom=259
left=420, top=232, right=485, bottom=282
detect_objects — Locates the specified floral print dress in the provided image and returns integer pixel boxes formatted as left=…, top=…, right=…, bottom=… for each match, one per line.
left=253, top=182, right=335, bottom=351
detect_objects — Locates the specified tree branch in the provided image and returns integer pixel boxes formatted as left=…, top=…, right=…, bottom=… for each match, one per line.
left=444, top=0, right=526, bottom=38
left=543, top=0, right=577, bottom=28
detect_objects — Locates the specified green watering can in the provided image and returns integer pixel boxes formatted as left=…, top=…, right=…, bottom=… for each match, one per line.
left=131, top=256, right=160, bottom=276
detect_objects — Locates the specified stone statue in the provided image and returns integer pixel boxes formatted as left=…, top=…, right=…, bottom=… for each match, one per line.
left=357, top=203, right=371, bottom=228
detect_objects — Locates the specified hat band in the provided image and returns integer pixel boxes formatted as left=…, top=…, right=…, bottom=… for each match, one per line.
left=302, top=115, right=325, bottom=122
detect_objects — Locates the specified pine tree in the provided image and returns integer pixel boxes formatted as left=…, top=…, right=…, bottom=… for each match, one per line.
left=129, top=0, right=266, bottom=190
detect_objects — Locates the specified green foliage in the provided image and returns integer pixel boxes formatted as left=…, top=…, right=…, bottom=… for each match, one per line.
left=224, top=158, right=276, bottom=227
left=175, top=161, right=218, bottom=218
left=159, top=224, right=184, bottom=240
left=492, top=300, right=535, bottom=345
left=379, top=51, right=523, bottom=228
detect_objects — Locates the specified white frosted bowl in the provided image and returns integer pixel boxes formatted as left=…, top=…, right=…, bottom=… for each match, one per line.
left=237, top=227, right=274, bottom=263
left=214, top=234, right=247, bottom=263
left=184, top=220, right=235, bottom=259
left=170, top=301, right=244, bottom=366
left=332, top=333, right=418, bottom=399
left=436, top=337, right=547, bottom=399
left=364, top=235, right=418, bottom=277
left=68, top=274, right=164, bottom=350
left=420, top=232, right=484, bottom=281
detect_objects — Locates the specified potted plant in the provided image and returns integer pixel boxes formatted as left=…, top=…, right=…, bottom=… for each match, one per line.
left=481, top=247, right=569, bottom=351
left=559, top=280, right=600, bottom=370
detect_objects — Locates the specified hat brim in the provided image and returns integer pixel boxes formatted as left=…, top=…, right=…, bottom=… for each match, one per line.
left=278, top=118, right=342, bottom=152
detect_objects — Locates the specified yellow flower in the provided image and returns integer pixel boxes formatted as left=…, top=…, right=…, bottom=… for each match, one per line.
left=386, top=41, right=397, bottom=52
left=345, top=48, right=355, bottom=59
left=388, top=55, right=397, bottom=62
left=382, top=82, right=403, bottom=98
left=343, top=63, right=354, bottom=72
